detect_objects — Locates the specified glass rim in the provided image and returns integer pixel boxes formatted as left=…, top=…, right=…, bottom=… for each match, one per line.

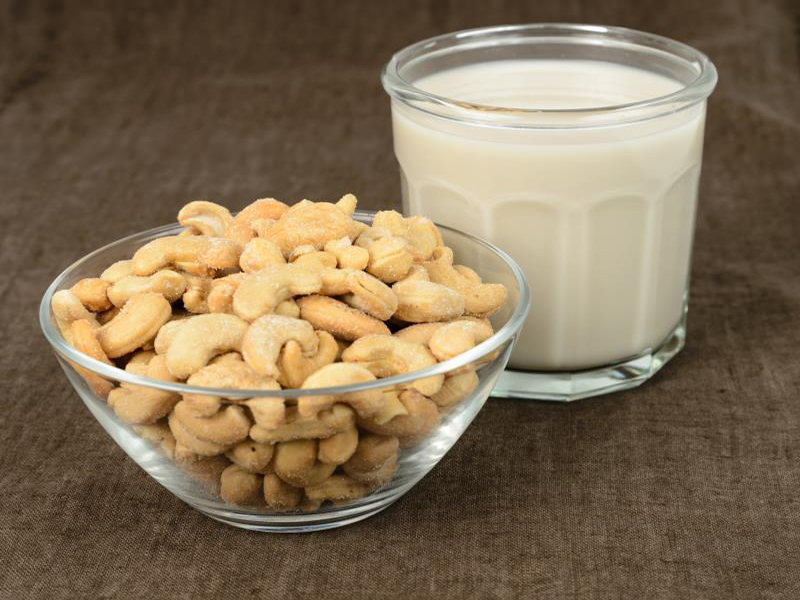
left=381, top=23, right=718, bottom=128
left=39, top=211, right=531, bottom=399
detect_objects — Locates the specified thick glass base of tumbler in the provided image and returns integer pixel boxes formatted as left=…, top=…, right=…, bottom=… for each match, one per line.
left=492, top=319, right=686, bottom=401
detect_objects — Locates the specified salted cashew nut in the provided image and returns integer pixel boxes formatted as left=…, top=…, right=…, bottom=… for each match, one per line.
left=342, top=270, right=398, bottom=320
left=428, top=318, right=494, bottom=362
left=372, top=211, right=442, bottom=261
left=273, top=439, right=337, bottom=487
left=262, top=200, right=362, bottom=255
left=324, top=237, right=369, bottom=270
left=392, top=279, right=465, bottom=323
left=153, top=316, right=190, bottom=355
left=249, top=404, right=355, bottom=444
left=357, top=389, right=440, bottom=446
left=341, top=334, right=443, bottom=396
left=69, top=319, right=114, bottom=397
left=124, top=349, right=156, bottom=376
left=297, top=363, right=383, bottom=418
left=97, top=292, right=172, bottom=358
left=245, top=397, right=287, bottom=430
left=100, top=260, right=134, bottom=283
left=178, top=201, right=234, bottom=237
left=242, top=314, right=318, bottom=378
left=317, top=427, right=358, bottom=465
left=342, top=433, right=399, bottom=474
left=225, top=440, right=274, bottom=474
left=343, top=453, right=398, bottom=487
left=180, top=273, right=213, bottom=314
left=393, top=322, right=443, bottom=345
left=220, top=464, right=263, bottom=505
left=109, top=355, right=180, bottom=424
left=165, top=313, right=249, bottom=379
left=172, top=401, right=251, bottom=445
left=132, top=235, right=241, bottom=276
left=431, top=369, right=480, bottom=408
left=424, top=246, right=508, bottom=317
left=52, top=289, right=99, bottom=342
left=355, top=227, right=414, bottom=283
left=275, top=299, right=300, bottom=318
left=224, top=198, right=289, bottom=245
left=183, top=358, right=281, bottom=416
left=263, top=473, right=303, bottom=511
left=397, top=264, right=430, bottom=283
left=132, top=422, right=176, bottom=459
left=239, top=238, right=286, bottom=273
left=97, top=306, right=121, bottom=325
left=107, top=270, right=186, bottom=307
left=232, top=264, right=322, bottom=322
left=70, top=278, right=112, bottom=312
left=291, top=250, right=337, bottom=271
left=206, top=273, right=247, bottom=313
left=335, top=193, right=357, bottom=215
left=304, top=474, right=369, bottom=503
left=167, top=411, right=230, bottom=456
left=296, top=295, right=390, bottom=341
left=277, top=330, right=338, bottom=388
left=370, top=390, right=409, bottom=425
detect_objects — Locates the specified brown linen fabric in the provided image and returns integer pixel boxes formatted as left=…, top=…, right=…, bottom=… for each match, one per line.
left=1, top=1, right=799, bottom=598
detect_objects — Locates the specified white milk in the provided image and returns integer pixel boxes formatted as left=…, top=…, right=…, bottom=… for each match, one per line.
left=392, top=60, right=707, bottom=371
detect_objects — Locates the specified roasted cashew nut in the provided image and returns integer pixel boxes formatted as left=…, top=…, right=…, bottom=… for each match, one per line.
left=273, top=439, right=337, bottom=487
left=109, top=355, right=180, bottom=424
left=297, top=363, right=383, bottom=419
left=324, top=237, right=369, bottom=270
left=98, top=292, right=172, bottom=358
left=167, top=411, right=230, bottom=456
left=225, top=440, right=274, bottom=474
left=392, top=279, right=466, bottom=324
left=263, top=473, right=303, bottom=511
left=239, top=238, right=286, bottom=273
left=431, top=369, right=480, bottom=408
left=232, top=264, right=322, bottom=322
left=71, top=278, right=112, bottom=312
left=341, top=334, right=443, bottom=396
left=100, top=260, right=134, bottom=283
left=132, top=235, right=241, bottom=276
left=165, top=313, right=249, bottom=379
left=183, top=358, right=280, bottom=416
left=224, top=198, right=289, bottom=245
left=52, top=289, right=99, bottom=342
left=428, top=318, right=494, bottom=362
left=356, top=389, right=440, bottom=446
left=107, top=270, right=187, bottom=307
left=393, top=322, right=443, bottom=345
left=342, top=270, right=398, bottom=321
left=172, top=401, right=251, bottom=445
left=277, top=330, right=339, bottom=389
left=220, top=464, right=263, bottom=505
left=178, top=201, right=234, bottom=237
left=242, top=314, right=318, bottom=379
left=372, top=210, right=442, bottom=261
left=304, top=474, right=369, bottom=503
left=296, top=295, right=390, bottom=341
left=317, top=427, right=358, bottom=465
left=249, top=404, right=356, bottom=444
left=355, top=227, right=414, bottom=283
left=181, top=273, right=213, bottom=314
left=262, top=199, right=362, bottom=255
left=69, top=319, right=114, bottom=397
left=424, top=246, right=508, bottom=318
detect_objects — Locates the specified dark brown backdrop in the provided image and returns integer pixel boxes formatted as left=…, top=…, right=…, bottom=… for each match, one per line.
left=2, top=1, right=799, bottom=598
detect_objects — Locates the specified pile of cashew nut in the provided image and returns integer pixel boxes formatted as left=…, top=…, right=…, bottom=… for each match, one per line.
left=53, top=195, right=508, bottom=511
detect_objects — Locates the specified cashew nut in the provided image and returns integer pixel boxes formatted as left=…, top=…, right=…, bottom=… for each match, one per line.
left=431, top=369, right=480, bottom=408
left=342, top=270, right=398, bottom=320
left=370, top=390, right=410, bottom=424
left=244, top=397, right=287, bottom=430
left=52, top=289, right=99, bottom=341
left=355, top=228, right=414, bottom=283
left=277, top=330, right=338, bottom=389
left=183, top=358, right=280, bottom=416
left=109, top=355, right=180, bottom=424
left=97, top=306, right=121, bottom=325
left=69, top=319, right=114, bottom=397
left=220, top=464, right=263, bottom=505
left=249, top=404, right=355, bottom=444
left=291, top=250, right=337, bottom=271
left=100, top=260, right=134, bottom=283
left=424, top=246, right=508, bottom=317
left=97, top=292, right=172, bottom=358
left=107, top=270, right=187, bottom=307
left=397, top=264, right=430, bottom=283
left=372, top=210, right=442, bottom=261
left=224, top=198, right=289, bottom=245
left=168, top=411, right=230, bottom=456
left=263, top=473, right=303, bottom=511
left=356, top=389, right=440, bottom=446
left=172, top=401, right=251, bottom=445
left=393, top=322, right=443, bottom=345
left=297, top=363, right=383, bottom=418
left=132, top=236, right=241, bottom=276
left=296, top=295, right=390, bottom=341
left=324, top=237, right=369, bottom=270
left=343, top=453, right=398, bottom=487
left=153, top=316, right=190, bottom=355
left=232, top=264, right=322, bottom=322
left=124, top=349, right=156, bottom=376
left=341, top=433, right=399, bottom=474
left=341, top=334, right=443, bottom=396
left=225, top=440, right=274, bottom=474
left=392, top=279, right=465, bottom=323
left=70, top=278, right=112, bottom=312
left=273, top=439, right=337, bottom=487
left=178, top=201, right=234, bottom=237
left=262, top=200, right=362, bottom=255
left=335, top=193, right=357, bottom=215
left=428, top=318, right=494, bottom=361
left=239, top=238, right=286, bottom=273
left=165, top=313, right=249, bottom=379
left=317, top=427, right=358, bottom=465
left=304, top=474, right=369, bottom=503
left=180, top=273, right=213, bottom=314
left=275, top=299, right=300, bottom=319
left=206, top=273, right=247, bottom=314
left=132, top=422, right=176, bottom=459
left=242, top=314, right=318, bottom=379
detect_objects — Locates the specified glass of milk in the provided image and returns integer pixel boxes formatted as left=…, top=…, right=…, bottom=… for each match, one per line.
left=382, top=24, right=717, bottom=400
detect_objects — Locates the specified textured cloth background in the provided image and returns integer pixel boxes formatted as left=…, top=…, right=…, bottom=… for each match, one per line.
left=1, top=1, right=799, bottom=598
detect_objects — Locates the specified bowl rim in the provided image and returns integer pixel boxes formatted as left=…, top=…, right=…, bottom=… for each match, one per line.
left=40, top=210, right=531, bottom=399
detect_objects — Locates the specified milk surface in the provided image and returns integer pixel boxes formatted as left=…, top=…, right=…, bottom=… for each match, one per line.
left=392, top=60, right=706, bottom=371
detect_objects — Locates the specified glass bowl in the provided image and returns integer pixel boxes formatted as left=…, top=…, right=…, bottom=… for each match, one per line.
left=39, top=211, right=530, bottom=532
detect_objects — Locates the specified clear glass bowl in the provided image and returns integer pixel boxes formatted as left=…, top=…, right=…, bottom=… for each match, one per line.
left=39, top=211, right=530, bottom=532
